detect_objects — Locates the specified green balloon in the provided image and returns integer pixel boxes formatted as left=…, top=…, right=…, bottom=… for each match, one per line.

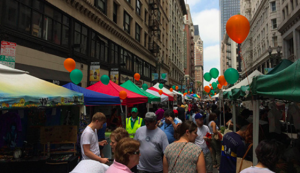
left=70, top=69, right=83, bottom=85
left=224, top=68, right=239, bottom=84
left=210, top=68, right=219, bottom=79
left=100, top=75, right=110, bottom=85
left=172, top=85, right=176, bottom=89
left=203, top=73, right=212, bottom=82
left=161, top=73, right=166, bottom=79
left=185, top=90, right=187, bottom=93
left=216, top=81, right=219, bottom=85
left=142, top=83, right=148, bottom=90
left=159, top=83, right=164, bottom=89
left=212, top=82, right=217, bottom=89
left=211, top=90, right=215, bottom=95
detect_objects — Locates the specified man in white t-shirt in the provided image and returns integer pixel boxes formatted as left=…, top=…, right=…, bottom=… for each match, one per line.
left=194, top=113, right=213, bottom=173
left=80, top=112, right=109, bottom=163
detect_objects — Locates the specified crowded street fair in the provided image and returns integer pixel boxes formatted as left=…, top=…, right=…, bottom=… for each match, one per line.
left=0, top=2, right=300, bottom=173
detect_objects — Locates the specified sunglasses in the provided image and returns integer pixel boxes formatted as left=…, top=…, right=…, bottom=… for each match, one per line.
left=128, top=150, right=140, bottom=155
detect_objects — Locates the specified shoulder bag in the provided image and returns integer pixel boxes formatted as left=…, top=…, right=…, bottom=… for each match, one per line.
left=170, top=142, right=188, bottom=173
left=236, top=143, right=253, bottom=173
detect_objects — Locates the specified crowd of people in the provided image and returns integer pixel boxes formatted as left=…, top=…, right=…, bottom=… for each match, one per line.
left=70, top=100, right=299, bottom=173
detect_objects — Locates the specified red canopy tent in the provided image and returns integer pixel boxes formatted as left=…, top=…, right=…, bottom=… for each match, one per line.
left=148, top=87, right=174, bottom=101
left=87, top=81, right=148, bottom=106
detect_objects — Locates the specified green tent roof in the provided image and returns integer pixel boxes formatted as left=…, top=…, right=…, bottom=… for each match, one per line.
left=267, top=59, right=293, bottom=75
left=231, top=86, right=249, bottom=100
left=251, top=59, right=300, bottom=102
left=121, top=80, right=161, bottom=103
left=223, top=91, right=232, bottom=100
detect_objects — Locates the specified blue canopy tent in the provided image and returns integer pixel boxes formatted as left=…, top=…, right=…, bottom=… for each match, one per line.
left=63, top=83, right=121, bottom=105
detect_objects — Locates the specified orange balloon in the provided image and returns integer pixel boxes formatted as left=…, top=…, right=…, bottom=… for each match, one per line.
left=204, top=86, right=211, bottom=93
left=218, top=75, right=226, bottom=86
left=188, top=91, right=190, bottom=94
left=209, top=84, right=212, bottom=86
left=192, top=92, right=193, bottom=94
left=214, top=93, right=217, bottom=95
left=209, top=95, right=211, bottom=98
left=184, top=93, right=187, bottom=96
left=64, top=58, right=76, bottom=72
left=158, top=90, right=163, bottom=95
left=134, top=73, right=140, bottom=81
left=119, top=90, right=127, bottom=100
left=217, top=84, right=222, bottom=89
left=226, top=14, right=250, bottom=44
left=170, top=88, right=173, bottom=92
left=224, top=82, right=228, bottom=86
left=175, top=86, right=179, bottom=90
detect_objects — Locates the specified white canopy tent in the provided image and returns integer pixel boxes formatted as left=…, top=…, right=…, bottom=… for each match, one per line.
left=153, top=83, right=174, bottom=97
left=173, top=90, right=184, bottom=103
left=212, top=70, right=263, bottom=98
left=145, top=89, right=169, bottom=102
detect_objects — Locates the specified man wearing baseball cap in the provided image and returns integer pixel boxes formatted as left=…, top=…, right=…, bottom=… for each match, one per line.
left=134, top=112, right=169, bottom=173
left=126, top=107, right=144, bottom=138
left=194, top=113, right=213, bottom=173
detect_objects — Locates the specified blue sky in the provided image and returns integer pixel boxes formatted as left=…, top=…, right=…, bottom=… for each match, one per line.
left=189, top=0, right=220, bottom=86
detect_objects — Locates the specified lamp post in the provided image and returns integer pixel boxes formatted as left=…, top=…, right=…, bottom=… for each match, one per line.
left=268, top=46, right=282, bottom=67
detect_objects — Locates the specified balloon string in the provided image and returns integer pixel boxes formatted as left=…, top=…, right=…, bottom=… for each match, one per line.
left=239, top=44, right=250, bottom=86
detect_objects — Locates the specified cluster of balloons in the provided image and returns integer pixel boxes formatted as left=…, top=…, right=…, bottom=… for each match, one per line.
left=204, top=68, right=219, bottom=82
left=64, top=58, right=83, bottom=85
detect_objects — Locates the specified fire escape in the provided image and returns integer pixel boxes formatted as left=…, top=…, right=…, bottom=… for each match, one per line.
left=148, top=0, right=161, bottom=55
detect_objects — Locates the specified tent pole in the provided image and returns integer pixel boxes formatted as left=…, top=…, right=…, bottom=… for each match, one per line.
left=232, top=101, right=236, bottom=132
left=147, top=103, right=149, bottom=112
left=253, top=99, right=259, bottom=165
left=223, top=100, right=225, bottom=126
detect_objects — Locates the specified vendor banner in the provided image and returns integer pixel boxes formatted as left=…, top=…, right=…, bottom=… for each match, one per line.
left=0, top=41, right=16, bottom=68
left=151, top=73, right=168, bottom=82
left=110, top=68, right=119, bottom=84
left=89, top=62, right=100, bottom=85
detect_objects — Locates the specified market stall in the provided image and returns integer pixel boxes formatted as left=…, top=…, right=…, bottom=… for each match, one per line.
left=145, top=89, right=169, bottom=102
left=0, top=64, right=84, bottom=173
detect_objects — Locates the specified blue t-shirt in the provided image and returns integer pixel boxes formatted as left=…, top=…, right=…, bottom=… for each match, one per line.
left=97, top=123, right=107, bottom=140
left=160, top=119, right=179, bottom=144
left=219, top=132, right=246, bottom=173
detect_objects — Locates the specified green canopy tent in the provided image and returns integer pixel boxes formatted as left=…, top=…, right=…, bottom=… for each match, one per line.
left=251, top=59, right=300, bottom=102
left=223, top=91, right=232, bottom=100
left=266, top=59, right=293, bottom=75
left=250, top=59, right=300, bottom=165
left=121, top=80, right=161, bottom=103
left=231, top=85, right=249, bottom=101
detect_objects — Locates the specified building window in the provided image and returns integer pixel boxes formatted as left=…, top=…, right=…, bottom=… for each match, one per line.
left=136, top=0, right=141, bottom=16
left=113, top=2, right=118, bottom=23
left=135, top=23, right=141, bottom=42
left=120, top=48, right=132, bottom=71
left=271, top=19, right=277, bottom=29
left=144, top=10, right=148, bottom=25
left=134, top=56, right=143, bottom=75
left=271, top=1, right=276, bottom=11
left=95, top=0, right=107, bottom=15
left=110, top=42, right=118, bottom=64
left=74, top=22, right=88, bottom=54
left=144, top=33, right=147, bottom=47
left=3, top=1, right=70, bottom=46
left=124, top=12, right=131, bottom=34
left=282, top=9, right=285, bottom=19
left=144, top=62, right=150, bottom=78
left=273, top=36, right=278, bottom=47
left=291, top=0, right=294, bottom=10
left=126, top=0, right=131, bottom=4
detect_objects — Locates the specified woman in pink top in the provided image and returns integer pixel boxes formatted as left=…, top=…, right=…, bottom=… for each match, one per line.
left=106, top=138, right=140, bottom=173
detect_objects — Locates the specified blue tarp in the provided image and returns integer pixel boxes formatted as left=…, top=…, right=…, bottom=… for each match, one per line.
left=63, top=83, right=121, bottom=105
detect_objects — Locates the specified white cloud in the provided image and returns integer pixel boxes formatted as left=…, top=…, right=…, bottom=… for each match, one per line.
left=192, top=9, right=220, bottom=46
left=203, top=44, right=220, bottom=86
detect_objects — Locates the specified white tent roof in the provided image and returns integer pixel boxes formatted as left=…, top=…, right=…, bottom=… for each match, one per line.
left=212, top=70, right=263, bottom=98
left=173, top=90, right=184, bottom=103
left=145, top=89, right=169, bottom=102
left=153, top=83, right=174, bottom=97
left=223, top=70, right=263, bottom=92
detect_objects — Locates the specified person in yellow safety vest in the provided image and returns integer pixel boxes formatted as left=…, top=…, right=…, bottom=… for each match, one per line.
left=126, top=107, right=145, bottom=138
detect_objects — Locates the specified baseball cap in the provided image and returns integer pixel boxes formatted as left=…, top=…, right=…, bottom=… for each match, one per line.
left=145, top=112, right=156, bottom=121
left=131, top=107, right=138, bottom=113
left=195, top=113, right=203, bottom=119
left=173, top=110, right=178, bottom=114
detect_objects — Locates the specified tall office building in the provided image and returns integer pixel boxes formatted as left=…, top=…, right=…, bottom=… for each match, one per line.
left=219, top=0, right=240, bottom=42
